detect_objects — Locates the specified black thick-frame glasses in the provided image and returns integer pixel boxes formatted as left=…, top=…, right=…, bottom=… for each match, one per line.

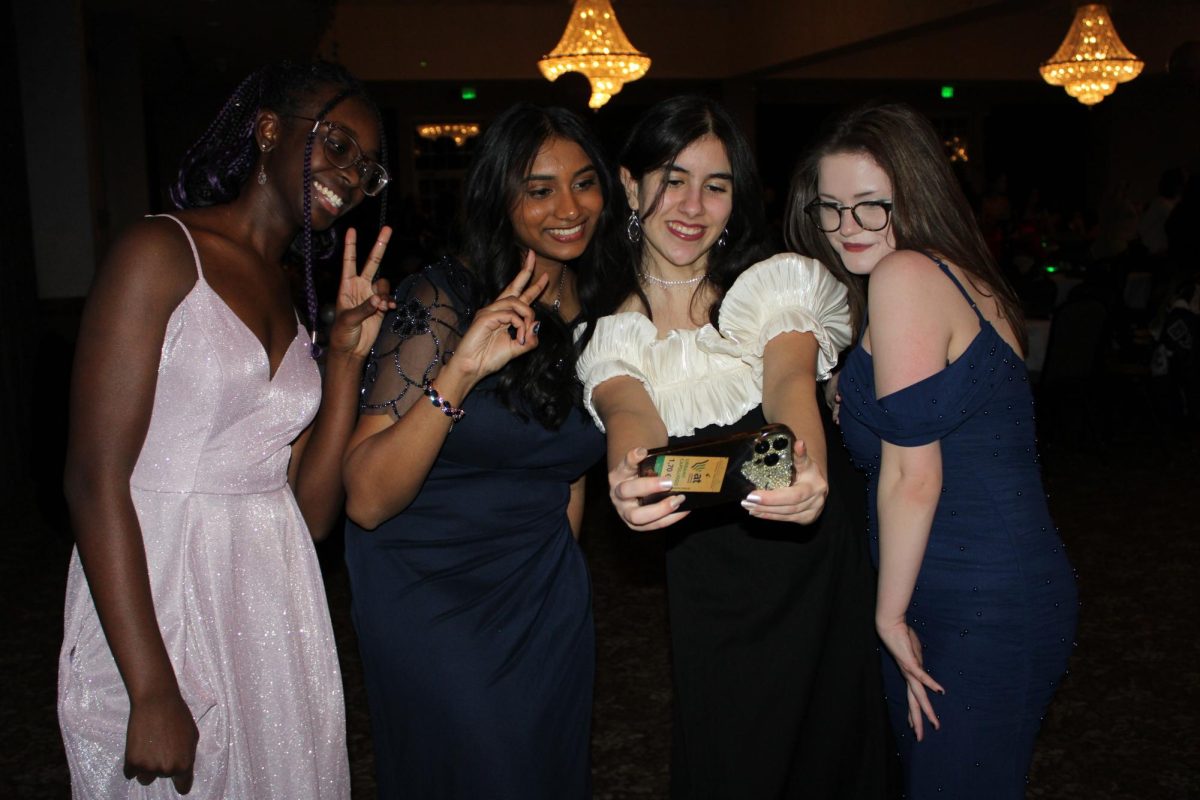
left=290, top=115, right=389, bottom=196
left=805, top=199, right=893, bottom=232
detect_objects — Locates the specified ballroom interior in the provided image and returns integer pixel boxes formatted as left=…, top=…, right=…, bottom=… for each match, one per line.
left=2, top=1, right=1198, bottom=797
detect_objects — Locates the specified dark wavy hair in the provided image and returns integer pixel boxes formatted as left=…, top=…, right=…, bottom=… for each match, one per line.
left=611, top=95, right=770, bottom=327
left=457, top=103, right=620, bottom=430
left=785, top=102, right=1024, bottom=342
left=171, top=60, right=388, bottom=356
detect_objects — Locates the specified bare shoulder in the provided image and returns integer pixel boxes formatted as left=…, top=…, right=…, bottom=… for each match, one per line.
left=870, top=250, right=943, bottom=289
left=74, top=217, right=204, bottom=365
left=615, top=293, right=649, bottom=315
left=867, top=251, right=950, bottom=314
left=91, top=216, right=200, bottom=311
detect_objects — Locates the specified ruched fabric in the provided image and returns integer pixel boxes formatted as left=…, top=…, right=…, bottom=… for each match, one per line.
left=839, top=255, right=1077, bottom=799
left=578, top=253, right=889, bottom=799
left=347, top=258, right=603, bottom=800
left=578, top=253, right=851, bottom=437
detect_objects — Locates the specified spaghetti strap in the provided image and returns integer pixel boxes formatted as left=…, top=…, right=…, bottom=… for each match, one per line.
left=149, top=213, right=205, bottom=281
left=925, top=253, right=984, bottom=322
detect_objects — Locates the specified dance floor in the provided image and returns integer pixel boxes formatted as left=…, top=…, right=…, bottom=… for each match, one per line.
left=3, top=418, right=1197, bottom=798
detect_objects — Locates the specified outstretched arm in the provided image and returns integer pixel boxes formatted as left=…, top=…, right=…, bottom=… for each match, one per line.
left=592, top=376, right=689, bottom=531
left=63, top=219, right=200, bottom=793
left=752, top=330, right=829, bottom=524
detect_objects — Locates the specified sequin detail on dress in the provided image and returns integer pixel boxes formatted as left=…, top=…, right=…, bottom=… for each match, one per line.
left=57, top=214, right=349, bottom=799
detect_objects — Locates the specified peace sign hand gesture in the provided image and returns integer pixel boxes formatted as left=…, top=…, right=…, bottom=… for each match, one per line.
left=327, top=226, right=396, bottom=359
left=443, top=250, right=549, bottom=385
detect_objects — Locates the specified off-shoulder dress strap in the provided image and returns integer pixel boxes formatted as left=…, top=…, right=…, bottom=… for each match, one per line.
left=927, top=252, right=983, bottom=322
left=149, top=213, right=205, bottom=281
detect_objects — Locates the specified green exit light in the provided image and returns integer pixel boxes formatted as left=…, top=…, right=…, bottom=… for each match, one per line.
left=941, top=85, right=955, bottom=99
left=461, top=86, right=477, bottom=100
left=1044, top=265, right=1058, bottom=274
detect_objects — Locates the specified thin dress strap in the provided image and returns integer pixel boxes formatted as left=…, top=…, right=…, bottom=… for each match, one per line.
left=926, top=253, right=984, bottom=322
left=148, top=213, right=305, bottom=329
left=149, top=213, right=204, bottom=281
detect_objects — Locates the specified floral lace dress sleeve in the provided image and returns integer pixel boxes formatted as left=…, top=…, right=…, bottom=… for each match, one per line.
left=360, top=257, right=474, bottom=420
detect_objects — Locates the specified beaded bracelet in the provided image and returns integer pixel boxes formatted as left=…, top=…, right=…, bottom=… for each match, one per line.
left=422, top=381, right=466, bottom=425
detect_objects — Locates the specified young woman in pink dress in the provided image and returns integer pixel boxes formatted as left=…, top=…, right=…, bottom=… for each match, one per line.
left=58, top=61, right=392, bottom=799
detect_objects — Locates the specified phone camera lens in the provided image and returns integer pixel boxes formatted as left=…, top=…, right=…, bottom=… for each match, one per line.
left=754, top=440, right=770, bottom=454
left=771, top=437, right=788, bottom=451
left=764, top=453, right=780, bottom=467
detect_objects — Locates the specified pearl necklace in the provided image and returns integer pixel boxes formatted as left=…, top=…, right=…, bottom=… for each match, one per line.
left=639, top=270, right=706, bottom=287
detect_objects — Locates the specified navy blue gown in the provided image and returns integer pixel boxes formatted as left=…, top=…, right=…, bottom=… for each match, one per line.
left=346, top=259, right=604, bottom=799
left=838, top=257, right=1077, bottom=798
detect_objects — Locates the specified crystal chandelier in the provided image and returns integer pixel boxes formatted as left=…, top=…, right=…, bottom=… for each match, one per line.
left=1040, top=4, right=1143, bottom=106
left=539, top=0, right=651, bottom=109
left=416, top=123, right=481, bottom=147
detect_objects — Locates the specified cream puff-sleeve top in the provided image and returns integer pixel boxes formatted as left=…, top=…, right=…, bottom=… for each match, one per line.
left=576, top=253, right=853, bottom=437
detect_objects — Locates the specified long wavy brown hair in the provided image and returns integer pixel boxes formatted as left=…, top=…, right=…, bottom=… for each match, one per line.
left=785, top=102, right=1024, bottom=344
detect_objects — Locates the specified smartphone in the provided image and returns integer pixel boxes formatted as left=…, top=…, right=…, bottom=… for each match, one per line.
left=636, top=424, right=796, bottom=509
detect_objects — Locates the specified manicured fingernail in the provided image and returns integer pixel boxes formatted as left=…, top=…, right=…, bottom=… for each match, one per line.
left=532, top=321, right=541, bottom=335
left=746, top=493, right=762, bottom=503
left=658, top=479, right=673, bottom=490
left=670, top=495, right=686, bottom=507
left=740, top=500, right=755, bottom=510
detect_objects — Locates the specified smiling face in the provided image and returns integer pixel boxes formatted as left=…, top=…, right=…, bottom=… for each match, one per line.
left=510, top=136, right=603, bottom=266
left=816, top=151, right=897, bottom=276
left=625, top=134, right=733, bottom=276
left=259, top=87, right=382, bottom=230
left=302, top=94, right=381, bottom=227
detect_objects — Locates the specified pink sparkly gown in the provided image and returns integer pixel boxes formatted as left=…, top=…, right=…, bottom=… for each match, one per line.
left=58, top=214, right=350, bottom=799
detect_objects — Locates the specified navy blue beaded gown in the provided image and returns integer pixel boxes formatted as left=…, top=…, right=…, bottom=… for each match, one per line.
left=345, top=258, right=604, bottom=799
left=838, top=257, right=1077, bottom=799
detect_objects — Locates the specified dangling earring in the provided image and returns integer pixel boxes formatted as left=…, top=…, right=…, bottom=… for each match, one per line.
left=257, top=142, right=270, bottom=185
left=717, top=227, right=730, bottom=248
left=626, top=210, right=642, bottom=243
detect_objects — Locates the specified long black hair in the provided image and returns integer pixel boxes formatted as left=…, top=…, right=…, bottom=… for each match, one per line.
left=612, top=94, right=770, bottom=326
left=457, top=103, right=620, bottom=429
left=171, top=60, right=389, bottom=355
left=785, top=102, right=1024, bottom=342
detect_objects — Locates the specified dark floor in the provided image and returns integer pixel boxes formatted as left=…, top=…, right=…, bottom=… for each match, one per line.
left=3, top=410, right=1198, bottom=798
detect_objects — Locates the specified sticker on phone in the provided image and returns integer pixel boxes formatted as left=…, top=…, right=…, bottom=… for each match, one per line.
left=652, top=455, right=729, bottom=493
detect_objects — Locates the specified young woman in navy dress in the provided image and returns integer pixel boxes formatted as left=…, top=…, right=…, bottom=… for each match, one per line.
left=341, top=104, right=615, bottom=799
left=787, top=103, right=1077, bottom=798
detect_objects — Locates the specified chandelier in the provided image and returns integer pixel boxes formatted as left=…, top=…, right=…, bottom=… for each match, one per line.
left=416, top=123, right=481, bottom=147
left=539, top=0, right=651, bottom=109
left=1040, top=4, right=1143, bottom=106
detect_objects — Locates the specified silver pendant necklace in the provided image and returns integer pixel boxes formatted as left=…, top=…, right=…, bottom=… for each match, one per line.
left=551, top=265, right=568, bottom=312
left=639, top=270, right=706, bottom=287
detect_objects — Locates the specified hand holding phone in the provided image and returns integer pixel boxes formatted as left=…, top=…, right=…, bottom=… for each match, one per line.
left=636, top=424, right=796, bottom=509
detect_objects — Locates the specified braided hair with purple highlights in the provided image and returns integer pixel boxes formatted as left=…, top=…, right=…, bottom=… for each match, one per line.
left=171, top=61, right=389, bottom=357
